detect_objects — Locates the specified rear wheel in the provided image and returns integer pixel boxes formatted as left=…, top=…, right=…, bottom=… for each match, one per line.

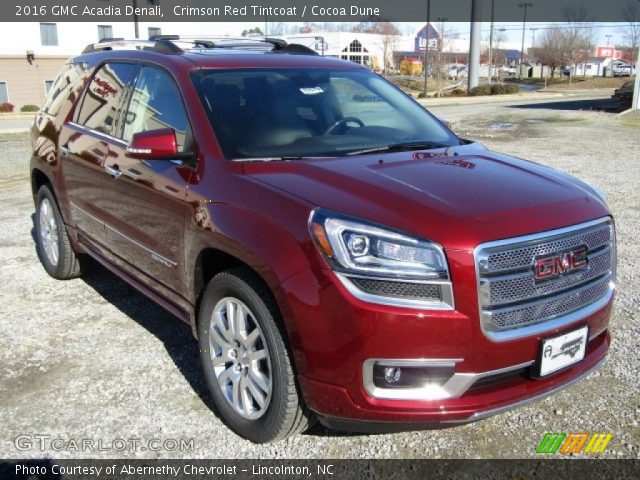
left=198, top=267, right=313, bottom=442
left=35, top=185, right=85, bottom=279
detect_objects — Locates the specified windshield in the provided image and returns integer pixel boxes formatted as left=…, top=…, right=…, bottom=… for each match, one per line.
left=191, top=68, right=459, bottom=159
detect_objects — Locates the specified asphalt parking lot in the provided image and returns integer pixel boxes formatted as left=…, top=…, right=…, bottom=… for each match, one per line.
left=0, top=94, right=638, bottom=459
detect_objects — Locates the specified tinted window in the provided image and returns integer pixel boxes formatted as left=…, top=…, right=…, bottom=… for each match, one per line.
left=76, top=63, right=137, bottom=136
left=98, top=25, right=113, bottom=41
left=43, top=63, right=83, bottom=116
left=0, top=82, right=8, bottom=104
left=40, top=23, right=58, bottom=46
left=191, top=68, right=458, bottom=159
left=123, top=66, right=189, bottom=151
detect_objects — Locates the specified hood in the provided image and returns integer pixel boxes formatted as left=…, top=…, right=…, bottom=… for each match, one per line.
left=242, top=143, right=610, bottom=250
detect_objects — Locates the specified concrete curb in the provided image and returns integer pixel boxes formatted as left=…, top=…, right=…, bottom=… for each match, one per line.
left=0, top=113, right=36, bottom=120
left=0, top=128, right=29, bottom=134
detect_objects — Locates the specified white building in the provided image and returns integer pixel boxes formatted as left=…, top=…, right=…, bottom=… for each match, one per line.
left=277, top=31, right=415, bottom=71
left=0, top=21, right=232, bottom=108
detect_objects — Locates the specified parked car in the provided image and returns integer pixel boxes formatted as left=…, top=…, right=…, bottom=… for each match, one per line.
left=31, top=36, right=615, bottom=443
left=613, top=64, right=633, bottom=77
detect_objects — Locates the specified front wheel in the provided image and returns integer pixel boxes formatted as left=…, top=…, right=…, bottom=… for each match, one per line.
left=198, top=267, right=313, bottom=443
left=34, top=185, right=85, bottom=280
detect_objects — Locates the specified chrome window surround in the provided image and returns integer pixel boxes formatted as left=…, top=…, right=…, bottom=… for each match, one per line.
left=474, top=217, right=615, bottom=342
left=363, top=358, right=533, bottom=401
left=336, top=273, right=455, bottom=310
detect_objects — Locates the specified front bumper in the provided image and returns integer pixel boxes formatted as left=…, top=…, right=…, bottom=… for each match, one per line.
left=280, top=250, right=612, bottom=426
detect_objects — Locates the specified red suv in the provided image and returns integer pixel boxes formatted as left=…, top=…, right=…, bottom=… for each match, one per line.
left=30, top=37, right=615, bottom=443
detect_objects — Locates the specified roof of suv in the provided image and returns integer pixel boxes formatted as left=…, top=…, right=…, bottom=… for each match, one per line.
left=75, top=38, right=366, bottom=71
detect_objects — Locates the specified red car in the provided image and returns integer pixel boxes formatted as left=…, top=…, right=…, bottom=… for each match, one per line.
left=30, top=37, right=615, bottom=443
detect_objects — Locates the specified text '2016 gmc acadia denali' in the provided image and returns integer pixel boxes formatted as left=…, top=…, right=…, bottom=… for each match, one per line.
left=30, top=36, right=615, bottom=443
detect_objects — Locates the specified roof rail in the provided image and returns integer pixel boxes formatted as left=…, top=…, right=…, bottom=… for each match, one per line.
left=82, top=36, right=318, bottom=56
left=81, top=39, right=182, bottom=55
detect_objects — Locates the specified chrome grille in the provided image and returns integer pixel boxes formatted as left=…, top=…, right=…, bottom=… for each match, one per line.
left=475, top=218, right=615, bottom=341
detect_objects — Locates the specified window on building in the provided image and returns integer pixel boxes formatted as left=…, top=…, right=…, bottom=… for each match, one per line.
left=349, top=40, right=364, bottom=53
left=0, top=82, right=8, bottom=103
left=76, top=63, right=138, bottom=136
left=40, top=23, right=58, bottom=46
left=44, top=80, right=54, bottom=94
left=148, top=27, right=162, bottom=39
left=97, top=25, right=113, bottom=41
left=123, top=66, right=189, bottom=150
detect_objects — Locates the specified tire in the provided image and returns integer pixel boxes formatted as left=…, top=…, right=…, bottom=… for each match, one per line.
left=34, top=185, right=85, bottom=280
left=198, top=267, right=313, bottom=443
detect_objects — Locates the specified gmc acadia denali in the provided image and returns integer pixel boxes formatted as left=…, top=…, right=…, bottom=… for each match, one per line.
left=30, top=37, right=615, bottom=443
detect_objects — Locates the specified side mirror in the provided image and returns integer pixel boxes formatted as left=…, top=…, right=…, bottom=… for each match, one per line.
left=125, top=128, right=178, bottom=160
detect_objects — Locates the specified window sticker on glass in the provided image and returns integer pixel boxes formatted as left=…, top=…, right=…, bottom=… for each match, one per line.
left=300, top=87, right=324, bottom=95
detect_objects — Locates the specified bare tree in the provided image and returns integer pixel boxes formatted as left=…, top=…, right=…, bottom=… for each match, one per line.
left=353, top=22, right=401, bottom=74
left=536, top=29, right=565, bottom=79
left=561, top=8, right=596, bottom=83
left=622, top=1, right=640, bottom=65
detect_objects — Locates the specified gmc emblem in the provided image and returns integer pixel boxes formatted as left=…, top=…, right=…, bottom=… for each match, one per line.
left=534, top=246, right=588, bottom=281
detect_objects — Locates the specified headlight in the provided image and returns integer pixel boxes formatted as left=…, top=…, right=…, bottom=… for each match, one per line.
left=309, top=209, right=454, bottom=309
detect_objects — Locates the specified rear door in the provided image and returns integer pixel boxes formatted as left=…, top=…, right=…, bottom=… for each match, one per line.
left=99, top=65, right=193, bottom=291
left=59, top=62, right=138, bottom=242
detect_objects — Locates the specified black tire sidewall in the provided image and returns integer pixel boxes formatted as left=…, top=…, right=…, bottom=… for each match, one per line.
left=197, top=272, right=291, bottom=442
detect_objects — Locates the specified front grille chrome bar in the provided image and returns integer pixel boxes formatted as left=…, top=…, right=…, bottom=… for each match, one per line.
left=474, top=217, right=615, bottom=342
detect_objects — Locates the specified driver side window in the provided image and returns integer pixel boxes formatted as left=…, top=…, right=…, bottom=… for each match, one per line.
left=123, top=66, right=189, bottom=151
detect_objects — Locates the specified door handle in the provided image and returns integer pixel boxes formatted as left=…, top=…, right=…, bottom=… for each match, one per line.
left=105, top=164, right=122, bottom=179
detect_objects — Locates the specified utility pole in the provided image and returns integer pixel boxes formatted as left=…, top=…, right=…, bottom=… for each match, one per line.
left=518, top=3, right=533, bottom=80
left=605, top=34, right=612, bottom=46
left=436, top=18, right=447, bottom=97
left=530, top=27, right=538, bottom=48
left=423, top=0, right=431, bottom=96
left=633, top=42, right=640, bottom=109
left=468, top=0, right=482, bottom=91
left=488, top=0, right=495, bottom=83
left=132, top=0, right=139, bottom=39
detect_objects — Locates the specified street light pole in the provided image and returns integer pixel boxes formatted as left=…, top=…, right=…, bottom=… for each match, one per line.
left=518, top=3, right=533, bottom=80
left=605, top=34, right=612, bottom=46
left=423, top=0, right=431, bottom=96
left=488, top=0, right=495, bottom=83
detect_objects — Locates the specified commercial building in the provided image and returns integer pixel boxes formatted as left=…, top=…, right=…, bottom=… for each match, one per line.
left=0, top=21, right=212, bottom=109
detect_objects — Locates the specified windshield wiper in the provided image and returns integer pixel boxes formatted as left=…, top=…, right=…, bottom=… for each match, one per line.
left=345, top=141, right=451, bottom=156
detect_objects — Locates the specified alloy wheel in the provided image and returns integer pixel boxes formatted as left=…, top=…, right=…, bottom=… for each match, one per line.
left=209, top=297, right=272, bottom=419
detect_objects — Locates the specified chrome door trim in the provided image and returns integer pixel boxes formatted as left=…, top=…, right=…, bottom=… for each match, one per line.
left=66, top=122, right=128, bottom=147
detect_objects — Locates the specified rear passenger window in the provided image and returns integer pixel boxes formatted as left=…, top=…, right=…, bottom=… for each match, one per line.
left=122, top=66, right=189, bottom=151
left=76, top=63, right=137, bottom=136
left=43, top=63, right=84, bottom=116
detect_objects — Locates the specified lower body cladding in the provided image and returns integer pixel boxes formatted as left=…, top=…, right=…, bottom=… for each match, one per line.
left=280, top=250, right=612, bottom=429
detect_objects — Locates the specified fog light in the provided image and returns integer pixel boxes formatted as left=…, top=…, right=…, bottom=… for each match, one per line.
left=371, top=361, right=456, bottom=389
left=384, top=367, right=401, bottom=385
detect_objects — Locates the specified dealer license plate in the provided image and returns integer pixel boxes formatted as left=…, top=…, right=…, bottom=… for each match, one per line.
left=538, top=325, right=588, bottom=377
